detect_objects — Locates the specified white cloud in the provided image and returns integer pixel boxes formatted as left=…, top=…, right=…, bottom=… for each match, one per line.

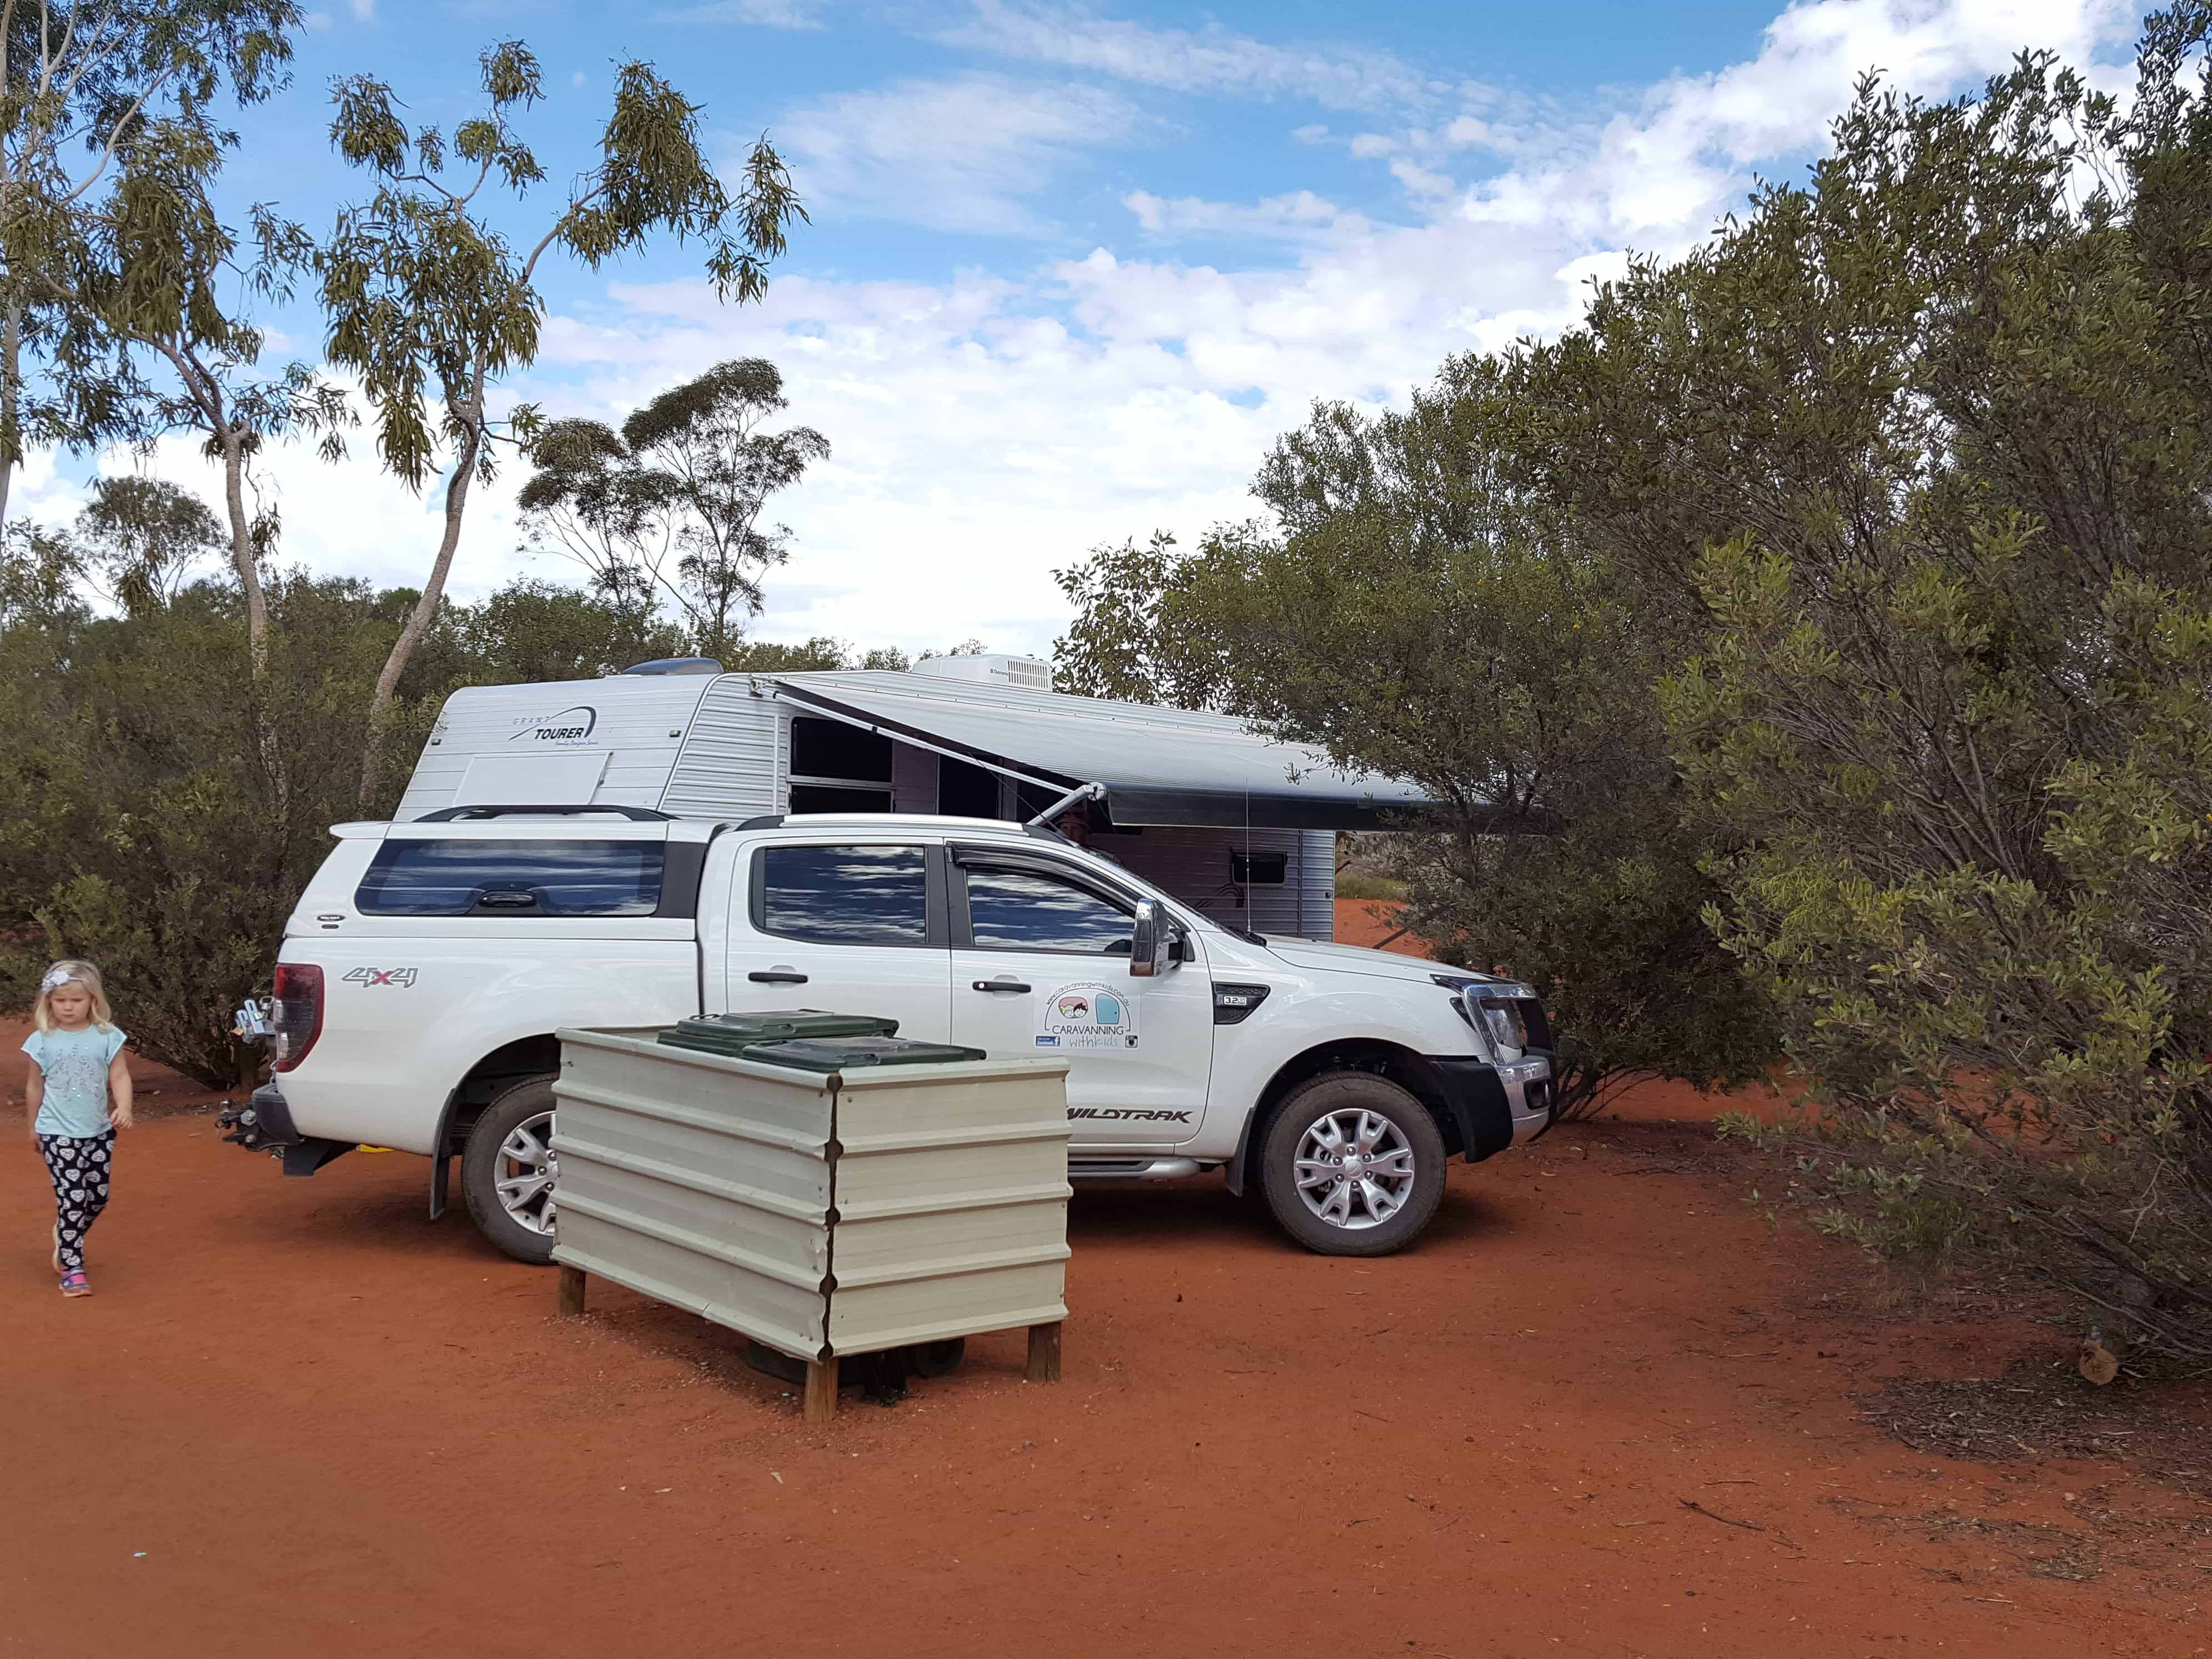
left=347, top=0, right=374, bottom=21
left=774, top=73, right=1148, bottom=235
left=1443, top=0, right=2136, bottom=249
left=12, top=0, right=2149, bottom=663
left=658, top=0, right=825, bottom=26
left=940, top=0, right=1446, bottom=112
left=1122, top=188, right=1360, bottom=242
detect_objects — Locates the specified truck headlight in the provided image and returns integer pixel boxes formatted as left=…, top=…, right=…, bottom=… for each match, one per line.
left=1475, top=995, right=1529, bottom=1055
left=1432, top=974, right=1539, bottom=1058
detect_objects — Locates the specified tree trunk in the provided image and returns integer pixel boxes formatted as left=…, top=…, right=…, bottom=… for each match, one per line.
left=0, top=301, right=20, bottom=525
left=360, top=383, right=484, bottom=805
left=219, top=430, right=272, bottom=678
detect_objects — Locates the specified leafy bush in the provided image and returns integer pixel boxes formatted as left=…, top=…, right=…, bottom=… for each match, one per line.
left=1055, top=393, right=1778, bottom=1117
left=1635, top=39, right=2212, bottom=1368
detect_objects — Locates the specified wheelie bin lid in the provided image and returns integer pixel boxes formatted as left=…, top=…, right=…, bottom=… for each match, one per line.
left=657, top=1009, right=900, bottom=1057
left=740, top=1035, right=988, bottom=1073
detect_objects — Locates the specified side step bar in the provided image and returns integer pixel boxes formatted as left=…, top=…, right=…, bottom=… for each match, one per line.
left=1068, top=1157, right=1204, bottom=1182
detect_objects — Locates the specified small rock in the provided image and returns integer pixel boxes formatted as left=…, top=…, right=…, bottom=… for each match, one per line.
left=2077, top=1337, right=2119, bottom=1387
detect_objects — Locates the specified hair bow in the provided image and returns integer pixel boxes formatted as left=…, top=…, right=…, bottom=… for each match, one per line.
left=41, top=967, right=75, bottom=993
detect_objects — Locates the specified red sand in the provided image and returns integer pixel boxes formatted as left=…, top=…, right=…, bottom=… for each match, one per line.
left=1333, top=896, right=1435, bottom=956
left=2, top=1026, right=2203, bottom=1658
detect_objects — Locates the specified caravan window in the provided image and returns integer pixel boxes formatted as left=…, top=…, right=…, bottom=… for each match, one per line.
left=356, top=840, right=666, bottom=916
left=790, top=717, right=892, bottom=782
left=787, top=717, right=897, bottom=816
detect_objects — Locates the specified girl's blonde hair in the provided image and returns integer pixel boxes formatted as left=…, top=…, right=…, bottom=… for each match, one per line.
left=33, top=959, right=113, bottom=1032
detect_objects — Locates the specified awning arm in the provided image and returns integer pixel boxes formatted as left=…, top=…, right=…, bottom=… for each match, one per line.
left=1023, top=780, right=1105, bottom=831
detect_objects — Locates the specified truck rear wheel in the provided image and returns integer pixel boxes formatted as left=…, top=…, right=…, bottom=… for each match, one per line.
left=1256, top=1072, right=1446, bottom=1256
left=462, top=1075, right=560, bottom=1266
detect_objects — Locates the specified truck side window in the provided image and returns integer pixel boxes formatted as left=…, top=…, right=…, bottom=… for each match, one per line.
left=356, top=839, right=666, bottom=916
left=966, top=866, right=1133, bottom=954
left=758, top=844, right=929, bottom=945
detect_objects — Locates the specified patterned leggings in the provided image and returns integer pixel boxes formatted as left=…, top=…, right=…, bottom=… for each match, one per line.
left=38, top=1131, right=113, bottom=1273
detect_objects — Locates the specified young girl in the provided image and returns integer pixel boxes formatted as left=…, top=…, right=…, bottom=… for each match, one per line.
left=22, top=960, right=132, bottom=1296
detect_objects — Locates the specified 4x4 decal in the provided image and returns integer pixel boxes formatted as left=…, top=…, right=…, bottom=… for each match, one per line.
left=343, top=967, right=419, bottom=987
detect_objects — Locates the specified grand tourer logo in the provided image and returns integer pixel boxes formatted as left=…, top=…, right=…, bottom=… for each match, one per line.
left=507, top=704, right=599, bottom=743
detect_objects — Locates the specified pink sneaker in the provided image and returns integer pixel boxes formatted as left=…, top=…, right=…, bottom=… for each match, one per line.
left=59, top=1270, right=90, bottom=1298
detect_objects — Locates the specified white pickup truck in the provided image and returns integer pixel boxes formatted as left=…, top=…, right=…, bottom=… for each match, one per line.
left=224, top=807, right=1556, bottom=1262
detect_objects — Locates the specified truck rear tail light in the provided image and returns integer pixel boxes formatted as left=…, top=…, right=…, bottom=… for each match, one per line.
left=270, top=963, right=325, bottom=1072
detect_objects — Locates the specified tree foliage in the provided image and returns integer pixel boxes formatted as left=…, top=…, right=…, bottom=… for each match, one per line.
left=0, top=0, right=303, bottom=517
left=0, top=563, right=712, bottom=1084
left=318, top=41, right=806, bottom=800
left=1055, top=382, right=1777, bottom=1117
left=517, top=358, right=830, bottom=662
left=1057, top=11, right=2212, bottom=1364
left=74, top=474, right=223, bottom=613
left=1627, top=42, right=2212, bottom=1368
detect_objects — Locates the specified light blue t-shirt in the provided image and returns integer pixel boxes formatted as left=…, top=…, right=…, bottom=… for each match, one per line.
left=23, top=1024, right=127, bottom=1137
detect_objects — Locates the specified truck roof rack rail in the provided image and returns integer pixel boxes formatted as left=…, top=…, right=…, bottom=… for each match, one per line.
left=415, top=805, right=675, bottom=822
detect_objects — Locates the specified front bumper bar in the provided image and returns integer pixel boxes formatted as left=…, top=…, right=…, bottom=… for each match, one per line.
left=1427, top=1054, right=1556, bottom=1162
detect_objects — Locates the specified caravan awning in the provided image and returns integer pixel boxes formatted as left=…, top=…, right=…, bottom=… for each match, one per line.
left=768, top=671, right=1436, bottom=831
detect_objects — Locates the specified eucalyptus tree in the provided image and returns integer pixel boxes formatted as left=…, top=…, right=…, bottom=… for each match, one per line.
left=517, top=357, right=829, bottom=662
left=48, top=135, right=348, bottom=676
left=0, top=0, right=301, bottom=519
left=74, top=472, right=223, bottom=614
left=318, top=42, right=806, bottom=800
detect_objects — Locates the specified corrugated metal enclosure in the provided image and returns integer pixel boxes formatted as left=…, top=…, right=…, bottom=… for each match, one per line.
left=550, top=1028, right=1071, bottom=1363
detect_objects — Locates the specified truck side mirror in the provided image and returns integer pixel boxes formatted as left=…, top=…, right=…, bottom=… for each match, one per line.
left=1129, top=899, right=1165, bottom=978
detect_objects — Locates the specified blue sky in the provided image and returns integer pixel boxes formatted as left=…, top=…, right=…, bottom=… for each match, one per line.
left=21, top=0, right=2143, bottom=657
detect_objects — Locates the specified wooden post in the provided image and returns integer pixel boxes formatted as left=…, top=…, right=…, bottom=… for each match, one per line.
left=803, top=1357, right=839, bottom=1424
left=1025, top=1320, right=1063, bottom=1384
left=557, top=1264, right=586, bottom=1317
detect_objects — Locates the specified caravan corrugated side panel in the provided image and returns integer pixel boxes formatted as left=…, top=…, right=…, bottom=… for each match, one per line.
left=658, top=675, right=781, bottom=820
left=823, top=1059, right=1071, bottom=1354
left=1298, top=827, right=1337, bottom=941
left=1111, top=825, right=1316, bottom=936
left=550, top=1028, right=836, bottom=1360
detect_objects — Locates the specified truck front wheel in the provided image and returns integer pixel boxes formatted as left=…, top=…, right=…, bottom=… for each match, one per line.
left=461, top=1075, right=560, bottom=1266
left=1256, top=1072, right=1446, bottom=1256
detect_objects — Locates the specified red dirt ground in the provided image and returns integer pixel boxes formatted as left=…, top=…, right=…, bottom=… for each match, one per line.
left=3, top=1026, right=2206, bottom=1658
left=1333, top=896, right=1433, bottom=955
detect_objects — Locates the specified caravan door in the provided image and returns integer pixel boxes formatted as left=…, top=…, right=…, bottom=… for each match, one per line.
left=947, top=850, right=1214, bottom=1147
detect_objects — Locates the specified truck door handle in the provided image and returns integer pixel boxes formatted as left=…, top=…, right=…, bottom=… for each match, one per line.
left=748, top=969, right=809, bottom=984
left=971, top=978, right=1031, bottom=994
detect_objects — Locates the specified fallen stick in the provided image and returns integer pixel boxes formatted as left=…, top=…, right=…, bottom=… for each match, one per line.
left=1680, top=1499, right=1802, bottom=1550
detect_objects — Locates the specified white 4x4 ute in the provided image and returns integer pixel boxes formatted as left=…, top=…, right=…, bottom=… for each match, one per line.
left=227, top=807, right=1555, bottom=1263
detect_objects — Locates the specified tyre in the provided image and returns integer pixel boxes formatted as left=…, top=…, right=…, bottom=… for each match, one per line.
left=461, top=1074, right=560, bottom=1266
left=1256, top=1071, right=1447, bottom=1256
left=908, top=1337, right=965, bottom=1378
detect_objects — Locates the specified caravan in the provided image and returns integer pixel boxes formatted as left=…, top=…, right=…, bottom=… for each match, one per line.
left=395, top=653, right=1411, bottom=938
